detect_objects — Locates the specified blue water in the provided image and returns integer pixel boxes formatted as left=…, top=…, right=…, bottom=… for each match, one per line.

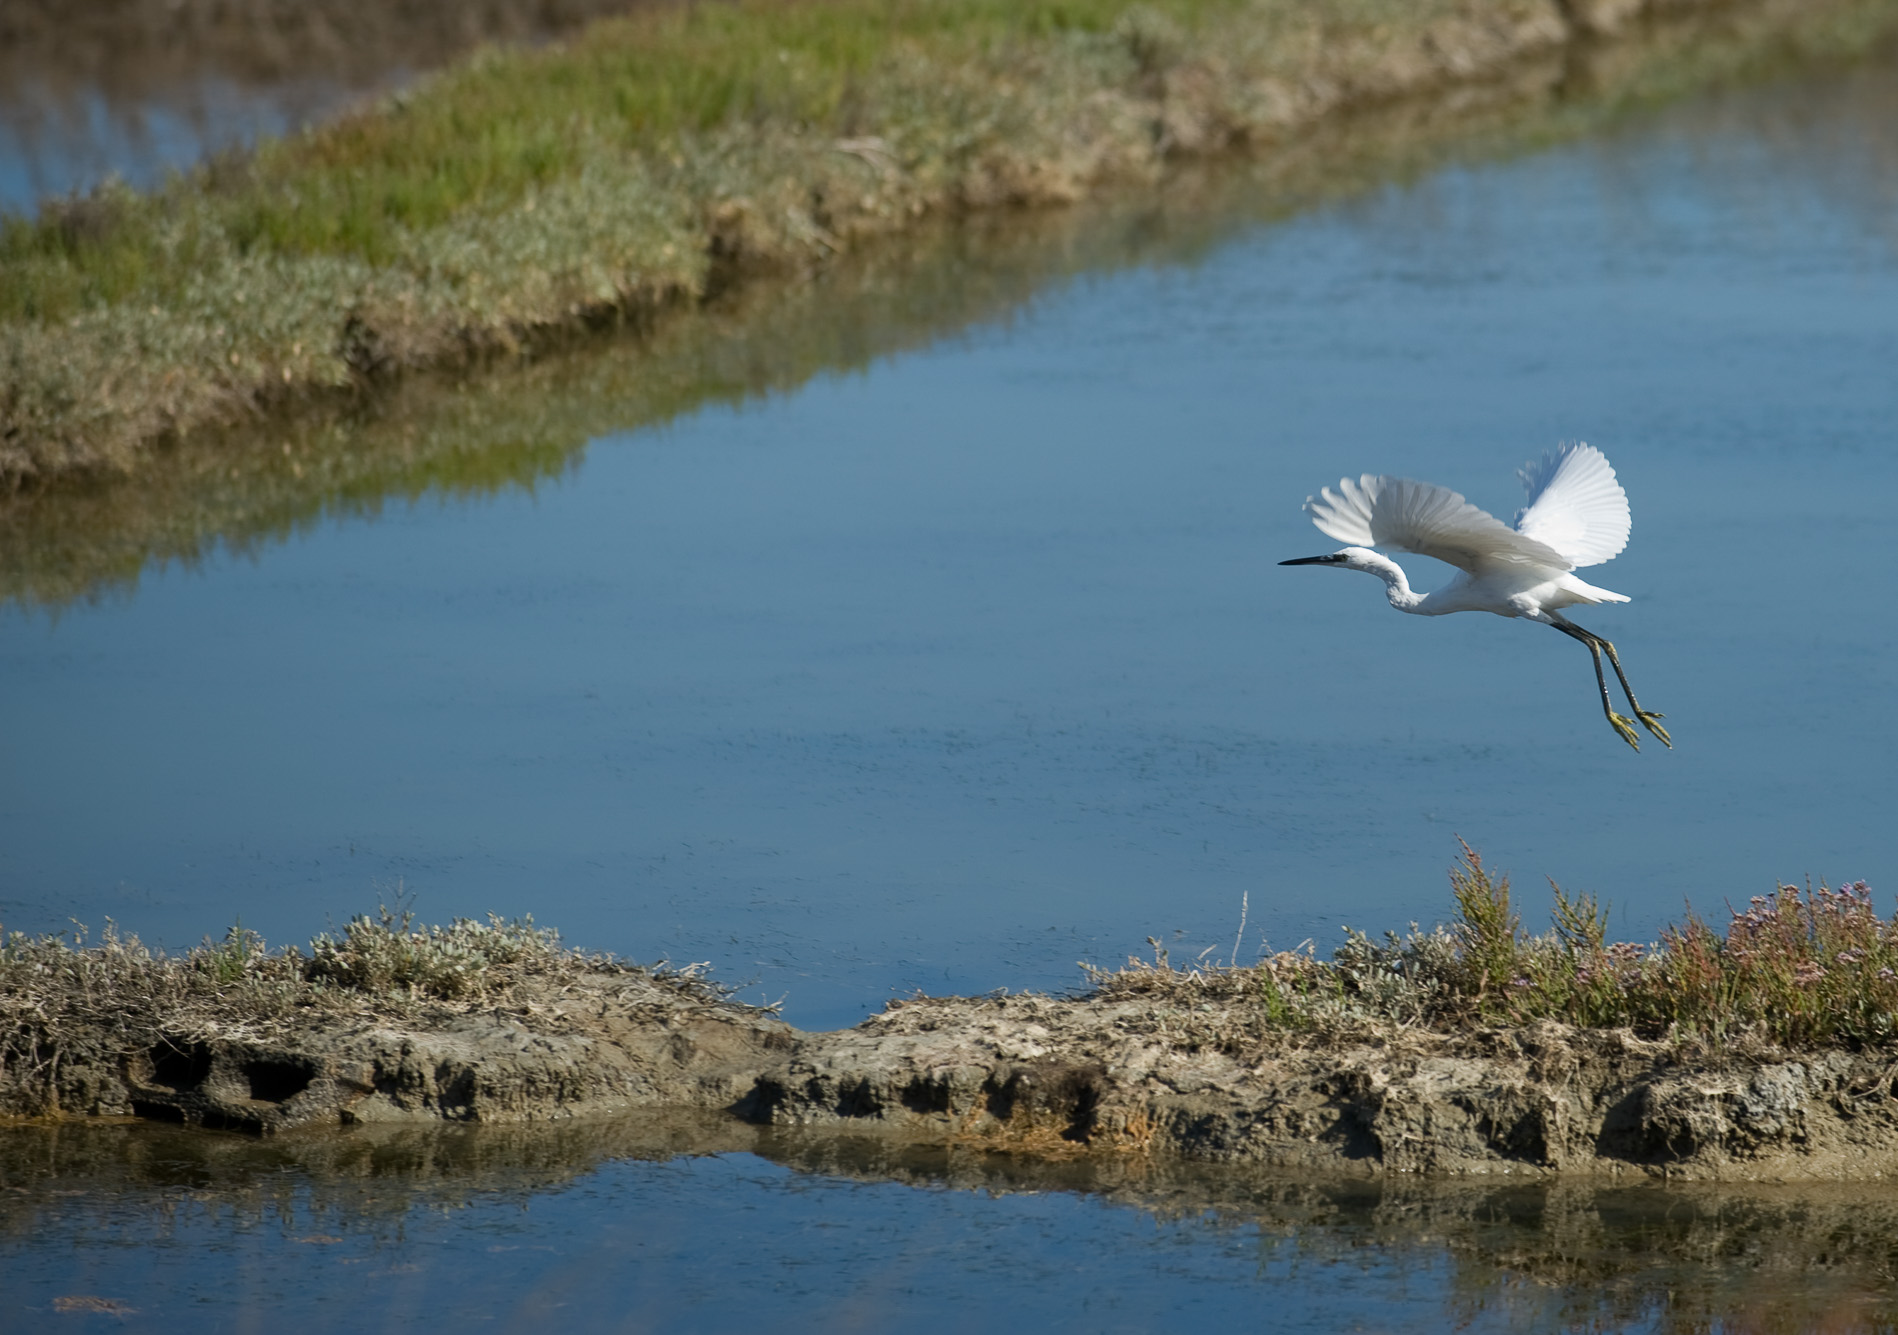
left=9, top=1121, right=1884, bottom=1334
left=4, top=51, right=1898, bottom=1032
left=0, top=77, right=370, bottom=216
left=8, top=1151, right=1486, bottom=1334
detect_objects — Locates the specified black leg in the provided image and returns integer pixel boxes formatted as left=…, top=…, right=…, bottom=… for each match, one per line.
left=1550, top=620, right=1641, bottom=751
left=1595, top=637, right=1671, bottom=747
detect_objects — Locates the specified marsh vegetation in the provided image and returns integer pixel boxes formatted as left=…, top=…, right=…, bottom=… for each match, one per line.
left=0, top=904, right=726, bottom=1111
left=6, top=0, right=1898, bottom=491
left=1099, top=846, right=1898, bottom=1051
left=8, top=847, right=1898, bottom=1129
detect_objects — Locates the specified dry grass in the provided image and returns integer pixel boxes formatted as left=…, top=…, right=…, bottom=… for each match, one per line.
left=0, top=903, right=725, bottom=1094
left=1091, top=843, right=1898, bottom=1052
left=7, top=842, right=1898, bottom=1114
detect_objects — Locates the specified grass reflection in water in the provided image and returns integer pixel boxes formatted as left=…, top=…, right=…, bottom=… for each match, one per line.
left=4, top=1118, right=1897, bottom=1333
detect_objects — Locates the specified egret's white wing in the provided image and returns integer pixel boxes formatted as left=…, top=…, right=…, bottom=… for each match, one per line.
left=1514, top=443, right=1630, bottom=568
left=1306, top=474, right=1572, bottom=574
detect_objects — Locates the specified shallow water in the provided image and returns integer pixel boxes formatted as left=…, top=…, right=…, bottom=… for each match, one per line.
left=8, top=39, right=1898, bottom=1031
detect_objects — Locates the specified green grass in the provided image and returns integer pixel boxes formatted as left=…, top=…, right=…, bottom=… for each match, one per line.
left=0, top=0, right=1599, bottom=486
left=0, top=0, right=1254, bottom=317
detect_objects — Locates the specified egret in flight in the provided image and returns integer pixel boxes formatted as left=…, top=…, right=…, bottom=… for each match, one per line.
left=1280, top=443, right=1669, bottom=751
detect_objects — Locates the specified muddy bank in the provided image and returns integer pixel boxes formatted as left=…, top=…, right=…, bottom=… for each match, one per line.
left=14, top=969, right=1898, bottom=1181
left=14, top=867, right=1898, bottom=1178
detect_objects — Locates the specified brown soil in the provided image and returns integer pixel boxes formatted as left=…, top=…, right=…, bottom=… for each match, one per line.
left=16, top=973, right=1898, bottom=1180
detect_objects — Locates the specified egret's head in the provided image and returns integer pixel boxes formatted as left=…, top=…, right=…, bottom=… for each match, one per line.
left=1279, top=545, right=1381, bottom=572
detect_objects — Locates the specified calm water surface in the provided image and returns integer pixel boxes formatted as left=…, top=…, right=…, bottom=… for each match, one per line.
left=5, top=1119, right=1895, bottom=1333
left=3, top=37, right=1898, bottom=1334
left=0, top=2, right=665, bottom=214
left=0, top=76, right=372, bottom=213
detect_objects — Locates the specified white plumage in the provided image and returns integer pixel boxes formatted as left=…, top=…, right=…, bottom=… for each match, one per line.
left=1281, top=443, right=1669, bottom=751
left=1514, top=443, right=1631, bottom=567
left=1307, top=472, right=1572, bottom=573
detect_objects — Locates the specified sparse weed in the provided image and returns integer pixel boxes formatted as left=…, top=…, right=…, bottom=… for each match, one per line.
left=305, top=902, right=562, bottom=1001
left=194, top=922, right=267, bottom=986
left=9, top=849, right=1898, bottom=1122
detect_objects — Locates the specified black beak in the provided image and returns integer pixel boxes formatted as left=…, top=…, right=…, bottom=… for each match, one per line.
left=1279, top=554, right=1346, bottom=566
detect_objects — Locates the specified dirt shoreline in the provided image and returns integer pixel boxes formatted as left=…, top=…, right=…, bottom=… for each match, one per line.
left=14, top=969, right=1898, bottom=1181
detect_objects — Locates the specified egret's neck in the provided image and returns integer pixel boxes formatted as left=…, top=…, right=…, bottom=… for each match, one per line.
left=1357, top=552, right=1428, bottom=613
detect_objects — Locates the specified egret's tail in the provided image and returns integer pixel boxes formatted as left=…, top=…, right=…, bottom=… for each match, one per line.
left=1564, top=576, right=1630, bottom=605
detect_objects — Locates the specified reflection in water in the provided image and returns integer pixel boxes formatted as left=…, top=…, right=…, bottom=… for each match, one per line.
left=5, top=1117, right=1897, bottom=1332
left=0, top=0, right=671, bottom=214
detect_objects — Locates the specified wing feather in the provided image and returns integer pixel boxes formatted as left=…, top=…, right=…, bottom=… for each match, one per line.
left=1514, top=443, right=1630, bottom=568
left=1305, top=473, right=1572, bottom=574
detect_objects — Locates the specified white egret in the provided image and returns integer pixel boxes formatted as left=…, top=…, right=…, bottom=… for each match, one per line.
left=1280, top=443, right=1669, bottom=751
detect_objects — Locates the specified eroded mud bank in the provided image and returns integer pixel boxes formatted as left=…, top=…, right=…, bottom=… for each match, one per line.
left=15, top=973, right=1898, bottom=1181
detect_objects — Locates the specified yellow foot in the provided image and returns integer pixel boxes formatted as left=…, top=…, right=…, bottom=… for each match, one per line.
left=1608, top=711, right=1641, bottom=751
left=1636, top=709, right=1672, bottom=748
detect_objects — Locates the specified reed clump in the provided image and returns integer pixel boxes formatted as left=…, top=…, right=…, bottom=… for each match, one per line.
left=1091, top=844, right=1898, bottom=1051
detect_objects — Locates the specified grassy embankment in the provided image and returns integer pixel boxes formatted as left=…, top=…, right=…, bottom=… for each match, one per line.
left=11, top=0, right=1897, bottom=492
left=4, top=848, right=1895, bottom=1085
left=0, top=0, right=1388, bottom=484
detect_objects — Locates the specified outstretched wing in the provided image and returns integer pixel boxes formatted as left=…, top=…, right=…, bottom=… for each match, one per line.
left=1514, top=443, right=1630, bottom=568
left=1306, top=474, right=1572, bottom=574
